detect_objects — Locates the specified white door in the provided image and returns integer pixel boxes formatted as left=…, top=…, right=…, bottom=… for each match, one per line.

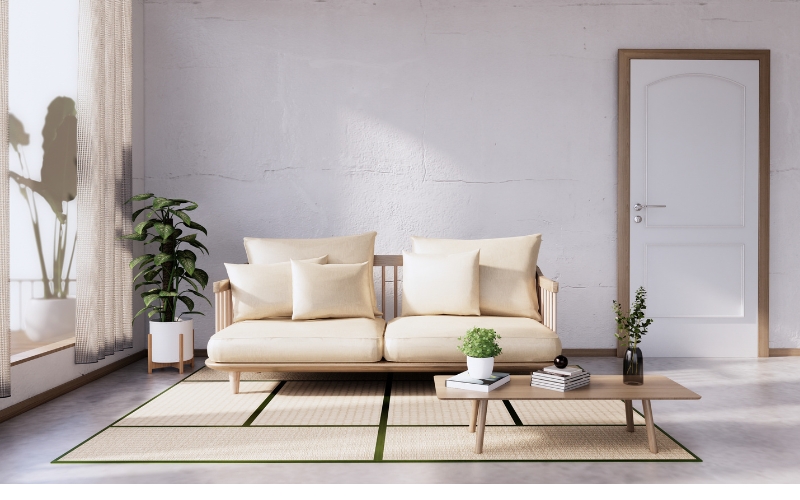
left=629, top=59, right=760, bottom=357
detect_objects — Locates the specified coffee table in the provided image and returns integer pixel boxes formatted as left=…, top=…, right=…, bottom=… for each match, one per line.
left=434, top=374, right=700, bottom=454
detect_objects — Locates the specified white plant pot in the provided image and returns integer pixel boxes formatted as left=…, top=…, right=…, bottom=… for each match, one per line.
left=149, top=319, right=194, bottom=363
left=24, top=297, right=76, bottom=342
left=467, top=356, right=495, bottom=379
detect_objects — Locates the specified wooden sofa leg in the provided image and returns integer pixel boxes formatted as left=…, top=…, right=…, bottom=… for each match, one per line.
left=229, top=372, right=241, bottom=394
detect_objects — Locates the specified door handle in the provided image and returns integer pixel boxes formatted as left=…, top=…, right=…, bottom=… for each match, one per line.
left=633, top=203, right=666, bottom=211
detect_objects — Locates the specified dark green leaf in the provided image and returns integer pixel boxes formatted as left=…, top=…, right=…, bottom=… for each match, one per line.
left=143, top=293, right=160, bottom=307
left=177, top=250, right=196, bottom=276
left=127, top=193, right=155, bottom=203
left=133, top=264, right=157, bottom=283
left=178, top=234, right=196, bottom=242
left=183, top=289, right=212, bottom=306
left=129, top=254, right=155, bottom=270
left=148, top=309, right=160, bottom=318
left=159, top=291, right=179, bottom=297
left=187, top=221, right=208, bottom=236
left=180, top=201, right=198, bottom=211
left=131, top=207, right=150, bottom=222
left=170, top=210, right=192, bottom=226
left=134, top=220, right=155, bottom=235
left=183, top=238, right=209, bottom=255
left=192, top=268, right=209, bottom=288
left=133, top=306, right=153, bottom=321
left=177, top=295, right=195, bottom=311
left=121, top=232, right=148, bottom=241
left=134, top=280, right=159, bottom=290
left=153, top=223, right=176, bottom=240
left=144, top=269, right=159, bottom=281
left=152, top=197, right=179, bottom=210
left=154, top=253, right=175, bottom=266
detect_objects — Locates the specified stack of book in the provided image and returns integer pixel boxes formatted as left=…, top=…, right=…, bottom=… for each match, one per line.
left=531, top=365, right=590, bottom=392
left=445, top=371, right=511, bottom=392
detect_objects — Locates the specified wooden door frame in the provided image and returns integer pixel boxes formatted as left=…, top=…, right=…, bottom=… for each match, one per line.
left=617, top=49, right=771, bottom=357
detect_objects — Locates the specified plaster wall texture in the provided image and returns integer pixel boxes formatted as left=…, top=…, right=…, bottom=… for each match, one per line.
left=141, top=0, right=800, bottom=351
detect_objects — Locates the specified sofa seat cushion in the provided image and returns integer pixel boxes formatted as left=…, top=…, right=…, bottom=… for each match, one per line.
left=383, top=316, right=560, bottom=363
left=207, top=318, right=386, bottom=363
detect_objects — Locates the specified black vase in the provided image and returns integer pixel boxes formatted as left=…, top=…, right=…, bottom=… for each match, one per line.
left=623, top=347, right=643, bottom=385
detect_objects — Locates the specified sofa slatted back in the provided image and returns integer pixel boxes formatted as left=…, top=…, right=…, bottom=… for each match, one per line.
left=213, top=255, right=558, bottom=333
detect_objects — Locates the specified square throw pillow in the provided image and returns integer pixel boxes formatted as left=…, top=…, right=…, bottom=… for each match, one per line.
left=243, top=232, right=380, bottom=315
left=291, top=260, right=375, bottom=320
left=401, top=249, right=480, bottom=317
left=225, top=256, right=327, bottom=322
left=411, top=234, right=542, bottom=320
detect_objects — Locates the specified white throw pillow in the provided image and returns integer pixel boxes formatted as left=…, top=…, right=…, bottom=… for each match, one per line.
left=225, top=256, right=327, bottom=322
left=411, top=234, right=542, bottom=320
left=401, top=250, right=481, bottom=317
left=243, top=232, right=380, bottom=315
left=291, top=260, right=375, bottom=320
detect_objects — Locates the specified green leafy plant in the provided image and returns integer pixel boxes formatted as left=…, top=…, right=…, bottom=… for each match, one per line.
left=457, top=327, right=502, bottom=358
left=122, top=194, right=211, bottom=323
left=613, top=286, right=654, bottom=352
left=7, top=97, right=78, bottom=298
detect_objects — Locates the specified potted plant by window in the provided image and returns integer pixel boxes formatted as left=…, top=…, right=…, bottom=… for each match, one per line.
left=123, top=194, right=210, bottom=372
left=8, top=98, right=78, bottom=342
left=613, top=286, right=654, bottom=385
left=457, top=327, right=502, bottom=379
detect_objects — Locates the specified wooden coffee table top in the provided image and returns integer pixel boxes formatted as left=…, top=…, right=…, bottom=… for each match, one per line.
left=434, top=375, right=701, bottom=401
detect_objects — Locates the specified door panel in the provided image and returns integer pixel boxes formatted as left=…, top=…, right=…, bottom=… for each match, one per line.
left=630, top=59, right=759, bottom=357
left=646, top=74, right=745, bottom=227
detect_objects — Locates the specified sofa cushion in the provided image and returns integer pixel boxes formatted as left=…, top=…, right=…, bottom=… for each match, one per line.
left=225, top=256, right=327, bottom=322
left=383, top=315, right=560, bottom=363
left=243, top=232, right=380, bottom=315
left=207, top=318, right=386, bottom=363
left=291, top=260, right=374, bottom=320
left=401, top=250, right=480, bottom=317
left=411, top=234, right=542, bottom=321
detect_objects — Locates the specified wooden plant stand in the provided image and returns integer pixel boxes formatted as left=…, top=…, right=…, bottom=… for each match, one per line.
left=148, top=330, right=195, bottom=374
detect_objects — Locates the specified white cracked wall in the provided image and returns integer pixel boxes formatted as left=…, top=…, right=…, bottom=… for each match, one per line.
left=142, top=0, right=800, bottom=350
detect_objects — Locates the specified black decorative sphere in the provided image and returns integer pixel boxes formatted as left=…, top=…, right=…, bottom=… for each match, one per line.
left=553, top=355, right=569, bottom=369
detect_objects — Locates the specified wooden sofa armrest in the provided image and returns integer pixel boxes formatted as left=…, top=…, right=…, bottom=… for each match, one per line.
left=214, top=280, right=233, bottom=332
left=536, top=268, right=558, bottom=334
left=213, top=279, right=230, bottom=293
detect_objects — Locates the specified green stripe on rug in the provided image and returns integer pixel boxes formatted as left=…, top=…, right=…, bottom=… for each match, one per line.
left=373, top=373, right=393, bottom=461
left=243, top=381, right=285, bottom=427
left=503, top=400, right=523, bottom=426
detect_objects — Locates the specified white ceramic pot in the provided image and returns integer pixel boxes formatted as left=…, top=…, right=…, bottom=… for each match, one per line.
left=467, top=356, right=494, bottom=379
left=24, top=297, right=76, bottom=342
left=149, top=319, right=194, bottom=363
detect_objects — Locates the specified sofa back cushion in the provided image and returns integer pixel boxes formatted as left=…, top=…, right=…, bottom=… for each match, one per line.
left=401, top=250, right=480, bottom=317
left=244, top=232, right=379, bottom=315
left=291, top=260, right=375, bottom=320
left=411, top=234, right=542, bottom=320
left=225, top=256, right=327, bottom=322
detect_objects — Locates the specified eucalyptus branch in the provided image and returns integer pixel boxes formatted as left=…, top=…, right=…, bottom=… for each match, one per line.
left=612, top=286, right=654, bottom=350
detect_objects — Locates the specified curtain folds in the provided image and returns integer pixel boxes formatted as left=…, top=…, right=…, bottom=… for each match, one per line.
left=0, top=0, right=10, bottom=397
left=75, top=0, right=133, bottom=364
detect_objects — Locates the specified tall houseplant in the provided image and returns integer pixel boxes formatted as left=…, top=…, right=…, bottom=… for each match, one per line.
left=123, top=194, right=211, bottom=372
left=8, top=97, right=79, bottom=341
left=457, top=327, right=502, bottom=379
left=613, top=286, right=654, bottom=385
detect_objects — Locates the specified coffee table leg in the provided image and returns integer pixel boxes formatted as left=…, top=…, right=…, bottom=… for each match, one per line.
left=624, top=400, right=634, bottom=432
left=642, top=399, right=658, bottom=454
left=474, top=400, right=488, bottom=454
left=469, top=400, right=479, bottom=433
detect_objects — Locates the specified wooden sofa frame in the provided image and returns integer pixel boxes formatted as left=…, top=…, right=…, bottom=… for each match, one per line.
left=207, top=255, right=560, bottom=393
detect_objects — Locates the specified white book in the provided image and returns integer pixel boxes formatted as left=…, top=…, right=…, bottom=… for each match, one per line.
left=446, top=371, right=511, bottom=392
left=531, top=376, right=590, bottom=387
left=531, top=373, right=590, bottom=384
left=531, top=380, right=590, bottom=392
left=543, top=365, right=585, bottom=376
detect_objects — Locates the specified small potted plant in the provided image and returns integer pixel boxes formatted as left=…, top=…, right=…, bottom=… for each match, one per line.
left=613, top=286, right=654, bottom=385
left=123, top=194, right=211, bottom=372
left=457, top=327, right=502, bottom=379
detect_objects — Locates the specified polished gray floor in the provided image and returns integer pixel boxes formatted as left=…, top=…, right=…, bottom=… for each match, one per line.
left=1, top=356, right=799, bottom=483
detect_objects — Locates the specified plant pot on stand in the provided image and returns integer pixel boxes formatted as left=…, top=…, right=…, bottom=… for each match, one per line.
left=148, top=318, right=194, bottom=374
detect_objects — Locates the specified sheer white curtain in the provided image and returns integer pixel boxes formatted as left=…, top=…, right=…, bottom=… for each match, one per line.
left=0, top=0, right=10, bottom=397
left=74, top=0, right=133, bottom=363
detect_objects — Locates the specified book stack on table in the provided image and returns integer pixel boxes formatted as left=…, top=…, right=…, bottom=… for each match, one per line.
left=531, top=365, right=590, bottom=392
left=445, top=371, right=511, bottom=392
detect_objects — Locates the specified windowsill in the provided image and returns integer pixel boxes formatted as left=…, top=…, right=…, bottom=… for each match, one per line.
left=10, top=337, right=76, bottom=367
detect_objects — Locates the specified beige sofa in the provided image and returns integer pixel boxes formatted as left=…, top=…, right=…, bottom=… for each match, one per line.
left=207, top=256, right=560, bottom=394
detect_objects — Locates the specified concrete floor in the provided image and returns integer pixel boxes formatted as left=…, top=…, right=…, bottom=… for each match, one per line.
left=0, top=356, right=799, bottom=483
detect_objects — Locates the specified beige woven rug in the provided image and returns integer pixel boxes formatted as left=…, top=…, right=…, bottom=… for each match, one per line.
left=54, top=368, right=700, bottom=463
